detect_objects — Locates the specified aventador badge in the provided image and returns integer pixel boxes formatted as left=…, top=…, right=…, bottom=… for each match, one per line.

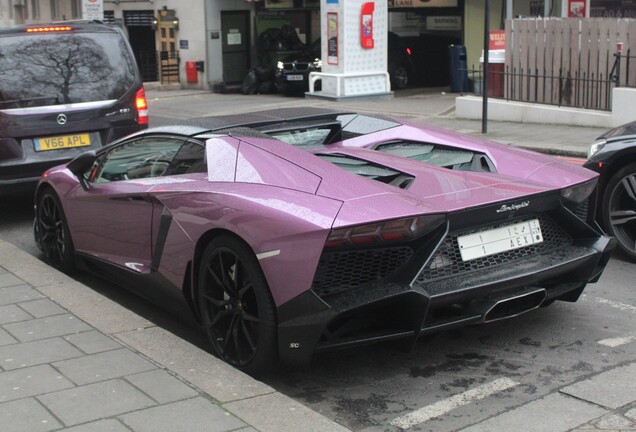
left=496, top=201, right=529, bottom=213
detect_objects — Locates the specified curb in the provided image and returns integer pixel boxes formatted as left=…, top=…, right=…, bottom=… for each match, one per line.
left=0, top=239, right=350, bottom=432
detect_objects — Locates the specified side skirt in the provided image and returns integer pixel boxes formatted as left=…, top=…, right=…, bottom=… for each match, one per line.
left=75, top=253, right=199, bottom=327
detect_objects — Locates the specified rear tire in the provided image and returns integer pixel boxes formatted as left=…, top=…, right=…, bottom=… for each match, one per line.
left=35, top=189, right=75, bottom=273
left=601, top=162, right=636, bottom=261
left=197, top=235, right=278, bottom=375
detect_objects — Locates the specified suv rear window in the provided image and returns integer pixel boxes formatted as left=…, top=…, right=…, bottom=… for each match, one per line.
left=0, top=30, right=136, bottom=109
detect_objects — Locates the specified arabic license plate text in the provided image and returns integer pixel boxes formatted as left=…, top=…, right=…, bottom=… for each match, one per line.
left=457, top=219, right=543, bottom=261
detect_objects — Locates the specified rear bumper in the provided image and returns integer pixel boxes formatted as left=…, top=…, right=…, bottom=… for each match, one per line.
left=276, top=218, right=615, bottom=367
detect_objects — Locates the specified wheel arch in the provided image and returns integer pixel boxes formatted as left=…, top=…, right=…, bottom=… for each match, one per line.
left=34, top=181, right=55, bottom=204
left=189, top=228, right=272, bottom=323
left=595, top=150, right=636, bottom=220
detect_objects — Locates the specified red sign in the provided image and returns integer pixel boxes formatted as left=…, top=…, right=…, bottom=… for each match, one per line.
left=489, top=30, right=506, bottom=50
left=568, top=0, right=587, bottom=17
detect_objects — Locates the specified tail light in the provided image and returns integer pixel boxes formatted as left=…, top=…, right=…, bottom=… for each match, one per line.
left=135, top=88, right=148, bottom=125
left=406, top=47, right=412, bottom=56
left=26, top=26, right=73, bottom=33
left=561, top=178, right=598, bottom=205
left=325, top=215, right=444, bottom=249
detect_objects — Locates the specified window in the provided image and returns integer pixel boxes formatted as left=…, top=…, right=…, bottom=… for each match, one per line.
left=50, top=0, right=60, bottom=19
left=268, top=128, right=333, bottom=148
left=93, top=137, right=186, bottom=183
left=31, top=0, right=39, bottom=19
left=0, top=31, right=136, bottom=107
left=71, top=0, right=81, bottom=19
left=167, top=141, right=206, bottom=175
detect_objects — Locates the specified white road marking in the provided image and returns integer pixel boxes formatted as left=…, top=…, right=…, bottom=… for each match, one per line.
left=256, top=249, right=281, bottom=260
left=598, top=334, right=636, bottom=348
left=593, top=297, right=636, bottom=314
left=390, top=377, right=520, bottom=430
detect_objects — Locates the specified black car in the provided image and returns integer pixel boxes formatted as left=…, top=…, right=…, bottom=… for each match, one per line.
left=584, top=120, right=636, bottom=261
left=275, top=32, right=413, bottom=95
left=0, top=22, right=148, bottom=195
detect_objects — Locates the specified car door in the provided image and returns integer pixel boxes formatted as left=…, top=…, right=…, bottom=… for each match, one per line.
left=66, top=135, right=186, bottom=272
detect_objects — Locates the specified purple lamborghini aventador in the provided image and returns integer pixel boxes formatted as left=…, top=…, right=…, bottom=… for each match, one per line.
left=34, top=108, right=615, bottom=374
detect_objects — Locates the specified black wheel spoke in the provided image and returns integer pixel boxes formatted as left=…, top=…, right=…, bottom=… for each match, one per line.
left=232, top=322, right=242, bottom=360
left=238, top=281, right=253, bottom=297
left=609, top=210, right=636, bottom=227
left=203, top=292, right=231, bottom=308
left=208, top=308, right=233, bottom=329
left=240, top=318, right=257, bottom=351
left=205, top=264, right=225, bottom=290
left=223, top=313, right=239, bottom=351
left=218, top=253, right=227, bottom=284
left=622, top=175, right=636, bottom=202
left=241, top=310, right=259, bottom=323
left=218, top=253, right=239, bottom=297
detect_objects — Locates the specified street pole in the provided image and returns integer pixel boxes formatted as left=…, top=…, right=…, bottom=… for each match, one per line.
left=482, top=0, right=490, bottom=134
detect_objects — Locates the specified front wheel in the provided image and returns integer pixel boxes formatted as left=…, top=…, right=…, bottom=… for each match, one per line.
left=197, top=235, right=278, bottom=375
left=35, top=189, right=75, bottom=273
left=601, top=162, right=636, bottom=261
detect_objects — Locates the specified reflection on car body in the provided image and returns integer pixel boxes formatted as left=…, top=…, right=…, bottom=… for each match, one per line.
left=35, top=108, right=615, bottom=375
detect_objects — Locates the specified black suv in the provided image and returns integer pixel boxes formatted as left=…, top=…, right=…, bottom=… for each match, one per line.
left=0, top=22, right=148, bottom=195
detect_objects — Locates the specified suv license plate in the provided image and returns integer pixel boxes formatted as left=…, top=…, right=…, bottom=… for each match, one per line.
left=457, top=219, right=544, bottom=262
left=34, top=134, right=91, bottom=152
left=286, top=74, right=304, bottom=81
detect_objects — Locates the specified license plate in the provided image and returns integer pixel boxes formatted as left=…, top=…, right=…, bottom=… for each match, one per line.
left=457, top=219, right=544, bottom=262
left=285, top=74, right=304, bottom=81
left=34, top=134, right=91, bottom=152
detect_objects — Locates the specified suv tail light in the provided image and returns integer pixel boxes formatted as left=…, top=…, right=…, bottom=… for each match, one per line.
left=26, top=26, right=73, bottom=33
left=135, top=88, right=148, bottom=125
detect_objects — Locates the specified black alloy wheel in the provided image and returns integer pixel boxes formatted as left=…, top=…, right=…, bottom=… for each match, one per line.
left=36, top=190, right=75, bottom=273
left=602, top=162, right=636, bottom=261
left=198, top=236, right=278, bottom=375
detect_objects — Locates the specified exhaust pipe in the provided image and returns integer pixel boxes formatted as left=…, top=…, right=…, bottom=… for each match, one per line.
left=483, top=288, right=547, bottom=323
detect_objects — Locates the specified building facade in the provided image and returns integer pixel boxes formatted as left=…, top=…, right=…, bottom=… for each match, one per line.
left=1, top=0, right=634, bottom=90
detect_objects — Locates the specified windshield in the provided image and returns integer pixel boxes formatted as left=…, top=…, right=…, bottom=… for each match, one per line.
left=0, top=31, right=136, bottom=108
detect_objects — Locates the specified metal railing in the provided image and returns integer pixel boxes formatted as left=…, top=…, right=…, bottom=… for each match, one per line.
left=464, top=49, right=635, bottom=112
left=610, top=49, right=635, bottom=88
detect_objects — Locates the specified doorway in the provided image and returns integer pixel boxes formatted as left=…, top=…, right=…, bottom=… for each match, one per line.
left=221, top=11, right=250, bottom=85
left=124, top=10, right=158, bottom=82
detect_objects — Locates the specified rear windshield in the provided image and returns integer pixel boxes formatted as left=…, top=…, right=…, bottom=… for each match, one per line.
left=0, top=30, right=136, bottom=109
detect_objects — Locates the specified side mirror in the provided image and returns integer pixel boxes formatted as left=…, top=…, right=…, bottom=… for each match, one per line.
left=67, top=150, right=97, bottom=179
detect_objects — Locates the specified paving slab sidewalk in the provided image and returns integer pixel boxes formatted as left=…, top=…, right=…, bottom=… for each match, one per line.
left=0, top=239, right=350, bottom=432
